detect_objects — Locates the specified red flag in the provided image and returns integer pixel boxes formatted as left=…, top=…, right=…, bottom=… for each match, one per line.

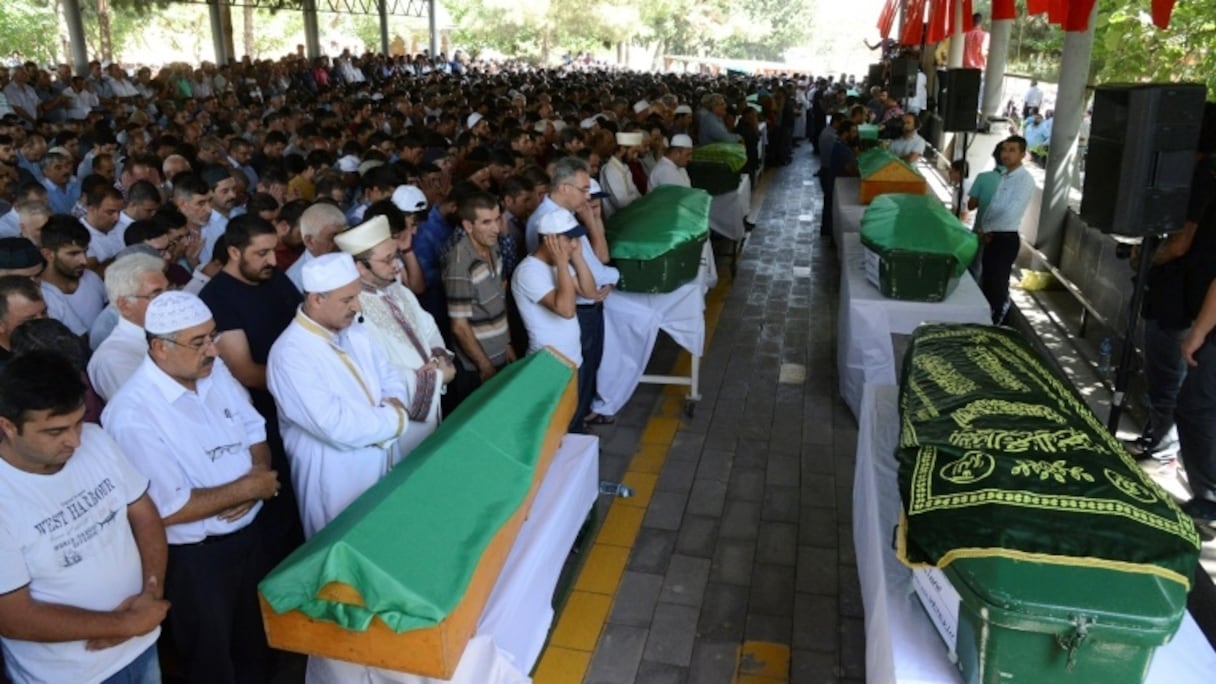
left=1047, top=0, right=1067, bottom=25
left=1151, top=0, right=1176, bottom=28
left=926, top=0, right=950, bottom=44
left=1064, top=0, right=1098, bottom=30
left=901, top=0, right=927, bottom=45
left=992, top=0, right=1016, bottom=20
left=877, top=0, right=898, bottom=38
left=1026, top=0, right=1050, bottom=14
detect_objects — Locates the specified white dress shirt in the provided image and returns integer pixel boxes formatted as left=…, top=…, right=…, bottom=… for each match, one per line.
left=102, top=357, right=267, bottom=545
left=647, top=156, right=691, bottom=192
left=267, top=310, right=411, bottom=538
left=599, top=155, right=640, bottom=219
left=87, top=316, right=147, bottom=401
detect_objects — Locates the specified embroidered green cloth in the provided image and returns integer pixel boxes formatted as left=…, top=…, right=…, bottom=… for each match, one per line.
left=897, top=324, right=1201, bottom=589
left=691, top=142, right=747, bottom=172
left=605, top=185, right=710, bottom=262
left=857, top=146, right=921, bottom=179
left=861, top=194, right=978, bottom=278
left=258, top=350, right=573, bottom=633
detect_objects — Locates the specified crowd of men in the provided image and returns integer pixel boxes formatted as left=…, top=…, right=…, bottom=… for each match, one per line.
left=0, top=51, right=802, bottom=683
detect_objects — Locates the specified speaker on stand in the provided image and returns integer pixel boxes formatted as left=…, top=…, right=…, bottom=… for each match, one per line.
left=939, top=69, right=981, bottom=220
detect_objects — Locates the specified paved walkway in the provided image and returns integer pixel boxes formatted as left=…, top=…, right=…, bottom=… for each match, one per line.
left=533, top=148, right=862, bottom=683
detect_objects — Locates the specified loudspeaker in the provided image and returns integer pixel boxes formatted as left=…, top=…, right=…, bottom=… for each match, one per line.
left=868, top=63, right=885, bottom=88
left=1080, top=83, right=1207, bottom=237
left=939, top=68, right=981, bottom=132
left=888, top=58, right=918, bottom=99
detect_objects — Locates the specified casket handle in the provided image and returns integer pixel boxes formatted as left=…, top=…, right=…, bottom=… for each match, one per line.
left=1056, top=615, right=1092, bottom=672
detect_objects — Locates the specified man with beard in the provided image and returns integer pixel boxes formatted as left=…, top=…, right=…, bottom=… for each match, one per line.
left=285, top=202, right=345, bottom=292
left=38, top=215, right=107, bottom=337
left=599, top=130, right=643, bottom=219
left=199, top=164, right=241, bottom=265
left=267, top=252, right=413, bottom=539
left=80, top=185, right=126, bottom=267
left=103, top=292, right=279, bottom=683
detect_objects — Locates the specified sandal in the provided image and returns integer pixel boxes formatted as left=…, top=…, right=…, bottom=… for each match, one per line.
left=584, top=413, right=616, bottom=426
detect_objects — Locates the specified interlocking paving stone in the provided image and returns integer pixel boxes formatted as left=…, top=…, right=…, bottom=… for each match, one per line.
left=674, top=515, right=719, bottom=559
left=709, top=537, right=756, bottom=586
left=796, top=545, right=839, bottom=594
left=761, top=485, right=801, bottom=524
left=685, top=478, right=728, bottom=518
left=642, top=603, right=700, bottom=667
left=744, top=612, right=793, bottom=644
left=642, top=491, right=688, bottom=532
left=718, top=500, right=762, bottom=541
left=659, top=553, right=711, bottom=608
left=694, top=448, right=734, bottom=482
left=633, top=660, right=688, bottom=684
left=686, top=641, right=737, bottom=684
left=793, top=591, right=840, bottom=654
left=756, top=522, right=799, bottom=567
left=608, top=571, right=664, bottom=627
left=791, top=649, right=843, bottom=683
left=696, top=581, right=750, bottom=642
left=726, top=467, right=766, bottom=502
left=748, top=563, right=797, bottom=618
left=656, top=459, right=698, bottom=494
left=585, top=623, right=649, bottom=684
left=628, top=527, right=677, bottom=575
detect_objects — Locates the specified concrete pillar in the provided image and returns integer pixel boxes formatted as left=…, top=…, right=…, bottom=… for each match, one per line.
left=208, top=0, right=229, bottom=66
left=948, top=0, right=964, bottom=68
left=982, top=19, right=1013, bottom=118
left=1035, top=3, right=1098, bottom=263
left=303, top=0, right=321, bottom=59
left=61, top=0, right=89, bottom=75
left=428, top=0, right=439, bottom=58
left=378, top=0, right=390, bottom=55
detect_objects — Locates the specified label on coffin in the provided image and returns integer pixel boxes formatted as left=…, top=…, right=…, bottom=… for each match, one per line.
left=911, top=566, right=961, bottom=657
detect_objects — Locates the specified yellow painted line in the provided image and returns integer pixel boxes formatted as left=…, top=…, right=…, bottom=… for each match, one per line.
left=734, top=641, right=791, bottom=683
left=533, top=258, right=737, bottom=682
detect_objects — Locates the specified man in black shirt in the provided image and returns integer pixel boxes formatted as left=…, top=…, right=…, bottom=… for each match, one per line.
left=200, top=214, right=303, bottom=559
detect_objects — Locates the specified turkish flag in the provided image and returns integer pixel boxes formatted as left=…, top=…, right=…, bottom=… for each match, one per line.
left=926, top=0, right=950, bottom=43
left=902, top=0, right=927, bottom=44
left=1064, top=0, right=1098, bottom=30
left=1026, top=0, right=1050, bottom=15
left=877, top=0, right=898, bottom=38
left=1151, top=0, right=1177, bottom=28
left=992, top=0, right=1017, bottom=20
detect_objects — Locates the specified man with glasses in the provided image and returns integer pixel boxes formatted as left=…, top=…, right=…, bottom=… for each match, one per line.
left=103, top=291, right=280, bottom=683
left=337, top=215, right=454, bottom=452
left=88, top=252, right=167, bottom=400
left=526, top=156, right=594, bottom=253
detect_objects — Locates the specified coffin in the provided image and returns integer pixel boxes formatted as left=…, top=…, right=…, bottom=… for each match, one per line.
left=606, top=185, right=710, bottom=294
left=858, top=147, right=927, bottom=203
left=860, top=193, right=978, bottom=302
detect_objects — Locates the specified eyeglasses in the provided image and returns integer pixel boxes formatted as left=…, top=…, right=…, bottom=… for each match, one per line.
left=204, top=442, right=242, bottom=462
left=562, top=182, right=591, bottom=195
left=158, top=330, right=223, bottom=352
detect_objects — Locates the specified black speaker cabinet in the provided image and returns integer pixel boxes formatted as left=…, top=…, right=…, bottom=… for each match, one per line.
left=1080, top=83, right=1207, bottom=237
left=939, top=68, right=981, bottom=132
left=889, top=58, right=918, bottom=99
left=868, top=63, right=885, bottom=88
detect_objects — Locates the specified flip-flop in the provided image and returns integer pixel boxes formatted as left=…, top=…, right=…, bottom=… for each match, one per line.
left=585, top=413, right=616, bottom=426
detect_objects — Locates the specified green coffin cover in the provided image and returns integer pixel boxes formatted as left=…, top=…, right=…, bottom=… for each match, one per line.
left=860, top=194, right=978, bottom=279
left=857, top=146, right=921, bottom=180
left=691, top=142, right=747, bottom=172
left=687, top=160, right=742, bottom=197
left=606, top=185, right=710, bottom=293
left=897, top=324, right=1201, bottom=593
left=258, top=350, right=574, bottom=633
left=858, top=123, right=880, bottom=141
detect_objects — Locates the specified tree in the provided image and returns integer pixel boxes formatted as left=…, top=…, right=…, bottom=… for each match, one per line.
left=1091, top=0, right=1216, bottom=95
left=0, top=1, right=61, bottom=64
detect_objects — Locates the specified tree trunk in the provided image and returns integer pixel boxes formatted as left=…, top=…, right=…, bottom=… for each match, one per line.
left=97, top=0, right=112, bottom=61
left=541, top=27, right=551, bottom=65
left=243, top=5, right=254, bottom=59
left=220, top=1, right=236, bottom=63
left=57, top=0, right=72, bottom=66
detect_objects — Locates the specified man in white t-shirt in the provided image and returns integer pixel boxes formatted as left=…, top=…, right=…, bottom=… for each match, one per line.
left=0, top=351, right=169, bottom=684
left=38, top=215, right=107, bottom=338
left=887, top=113, right=927, bottom=164
left=512, top=209, right=596, bottom=371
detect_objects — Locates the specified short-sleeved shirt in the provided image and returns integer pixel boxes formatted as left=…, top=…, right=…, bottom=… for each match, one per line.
left=967, top=169, right=1003, bottom=232
left=442, top=234, right=510, bottom=371
left=0, top=425, right=159, bottom=684
left=511, top=256, right=582, bottom=367
left=888, top=134, right=926, bottom=160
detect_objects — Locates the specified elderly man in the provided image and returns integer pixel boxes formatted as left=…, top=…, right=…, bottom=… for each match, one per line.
left=268, top=252, right=413, bottom=538
left=286, top=202, right=345, bottom=292
left=598, top=131, right=643, bottom=219
left=0, top=275, right=46, bottom=367
left=0, top=351, right=169, bottom=684
left=87, top=252, right=167, bottom=400
left=648, top=134, right=694, bottom=191
left=103, top=292, right=279, bottom=684
left=698, top=93, right=743, bottom=145
left=527, top=156, right=593, bottom=252
left=337, top=215, right=454, bottom=451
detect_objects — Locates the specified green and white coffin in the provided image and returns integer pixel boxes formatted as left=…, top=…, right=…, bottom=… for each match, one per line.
left=687, top=142, right=747, bottom=196
left=898, top=324, right=1201, bottom=684
left=606, top=185, right=710, bottom=294
left=860, top=194, right=977, bottom=302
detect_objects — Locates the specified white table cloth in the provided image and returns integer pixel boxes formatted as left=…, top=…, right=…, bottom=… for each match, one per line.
left=836, top=232, right=989, bottom=420
left=853, top=383, right=1216, bottom=684
left=708, top=174, right=752, bottom=242
left=591, top=279, right=706, bottom=416
left=833, top=177, right=866, bottom=236
left=306, top=434, right=601, bottom=684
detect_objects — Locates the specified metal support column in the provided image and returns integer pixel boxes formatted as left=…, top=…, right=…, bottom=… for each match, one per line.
left=1036, top=3, right=1097, bottom=263
left=61, top=0, right=90, bottom=75
left=378, top=0, right=391, bottom=55
left=428, top=0, right=439, bottom=57
left=208, top=0, right=229, bottom=66
left=947, top=0, right=964, bottom=67
left=303, top=0, right=322, bottom=60
left=982, top=19, right=1013, bottom=118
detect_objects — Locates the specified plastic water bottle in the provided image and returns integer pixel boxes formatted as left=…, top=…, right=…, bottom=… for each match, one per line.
left=599, top=480, right=634, bottom=498
left=1098, top=337, right=1113, bottom=378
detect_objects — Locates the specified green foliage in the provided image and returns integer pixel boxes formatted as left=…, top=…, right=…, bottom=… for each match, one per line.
left=1090, top=0, right=1216, bottom=95
left=0, top=2, right=60, bottom=64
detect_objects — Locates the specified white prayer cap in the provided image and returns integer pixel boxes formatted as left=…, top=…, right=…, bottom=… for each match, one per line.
left=551, top=120, right=567, bottom=133
left=302, top=252, right=360, bottom=293
left=533, top=119, right=551, bottom=133
left=145, top=291, right=213, bottom=335
left=335, top=215, right=391, bottom=255
left=358, top=159, right=384, bottom=176
left=537, top=209, right=587, bottom=238
left=466, top=112, right=484, bottom=129
left=391, top=185, right=428, bottom=213
left=337, top=154, right=360, bottom=173
left=616, top=131, right=644, bottom=146
left=633, top=99, right=650, bottom=114
left=579, top=116, right=599, bottom=129
left=674, top=104, right=693, bottom=115
left=669, top=134, right=694, bottom=149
